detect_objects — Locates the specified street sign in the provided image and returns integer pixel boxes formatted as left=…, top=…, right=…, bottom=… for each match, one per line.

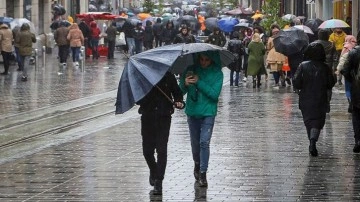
left=306, top=0, right=315, bottom=4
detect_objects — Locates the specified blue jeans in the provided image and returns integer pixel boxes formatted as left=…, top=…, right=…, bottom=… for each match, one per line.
left=126, top=37, right=135, bottom=56
left=187, top=116, right=215, bottom=173
left=230, top=70, right=240, bottom=86
left=71, top=47, right=80, bottom=62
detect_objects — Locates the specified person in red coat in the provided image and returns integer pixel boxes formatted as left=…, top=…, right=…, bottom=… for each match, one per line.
left=90, top=21, right=101, bottom=59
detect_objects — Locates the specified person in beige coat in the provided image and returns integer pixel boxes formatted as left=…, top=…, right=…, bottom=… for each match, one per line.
left=0, top=24, right=14, bottom=75
left=266, top=25, right=286, bottom=87
left=15, top=23, right=36, bottom=81
left=67, top=23, right=84, bottom=66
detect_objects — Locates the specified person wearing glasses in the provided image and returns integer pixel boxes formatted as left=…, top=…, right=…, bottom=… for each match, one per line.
left=179, top=51, right=224, bottom=187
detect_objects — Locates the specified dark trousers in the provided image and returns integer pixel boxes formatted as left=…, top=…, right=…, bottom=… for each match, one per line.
left=1, top=51, right=12, bottom=73
left=353, top=106, right=360, bottom=142
left=243, top=54, right=248, bottom=77
left=141, top=114, right=171, bottom=181
left=58, top=45, right=69, bottom=63
left=107, top=40, right=115, bottom=59
left=154, top=36, right=162, bottom=48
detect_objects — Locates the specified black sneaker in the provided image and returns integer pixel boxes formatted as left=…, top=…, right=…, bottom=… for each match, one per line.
left=285, top=77, right=291, bottom=86
left=21, top=76, right=28, bottom=81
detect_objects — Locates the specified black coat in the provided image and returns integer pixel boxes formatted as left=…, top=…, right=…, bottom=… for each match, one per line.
left=144, top=25, right=154, bottom=42
left=173, top=33, right=195, bottom=44
left=342, top=46, right=360, bottom=108
left=293, top=60, right=335, bottom=121
left=227, top=39, right=244, bottom=71
left=137, top=72, right=184, bottom=116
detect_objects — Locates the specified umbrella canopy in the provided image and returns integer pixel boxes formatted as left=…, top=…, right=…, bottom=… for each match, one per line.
left=304, top=18, right=323, bottom=33
left=138, top=13, right=152, bottom=21
left=115, top=43, right=235, bottom=114
left=273, top=28, right=309, bottom=56
left=234, top=22, right=251, bottom=29
left=10, top=18, right=36, bottom=34
left=204, top=17, right=218, bottom=32
left=127, top=17, right=142, bottom=26
left=318, top=19, right=350, bottom=29
left=282, top=14, right=296, bottom=21
left=0, top=17, right=13, bottom=26
left=218, top=17, right=239, bottom=32
left=177, top=15, right=198, bottom=25
left=293, top=25, right=314, bottom=35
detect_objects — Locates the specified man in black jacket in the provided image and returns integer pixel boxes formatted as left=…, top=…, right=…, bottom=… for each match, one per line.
left=153, top=18, right=163, bottom=47
left=342, top=41, right=360, bottom=153
left=78, top=19, right=91, bottom=58
left=137, top=72, right=184, bottom=195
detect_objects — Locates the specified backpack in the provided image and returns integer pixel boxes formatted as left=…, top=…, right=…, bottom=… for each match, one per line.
left=228, top=40, right=245, bottom=59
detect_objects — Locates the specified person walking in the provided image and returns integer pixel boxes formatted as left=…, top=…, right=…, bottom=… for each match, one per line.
left=12, top=26, right=23, bottom=71
left=162, top=21, right=176, bottom=45
left=242, top=28, right=253, bottom=82
left=153, top=18, right=163, bottom=47
left=78, top=19, right=91, bottom=59
left=15, top=23, right=36, bottom=81
left=179, top=51, right=224, bottom=187
left=143, top=20, right=154, bottom=50
left=173, top=25, right=195, bottom=44
left=227, top=31, right=245, bottom=86
left=314, top=29, right=336, bottom=113
left=342, top=38, right=360, bottom=152
left=247, top=33, right=266, bottom=88
left=293, top=43, right=335, bottom=157
left=337, top=35, right=357, bottom=113
left=54, top=21, right=70, bottom=67
left=106, top=22, right=117, bottom=59
left=329, top=28, right=346, bottom=85
left=266, top=25, right=286, bottom=87
left=67, top=23, right=84, bottom=67
left=0, top=23, right=14, bottom=75
left=136, top=71, right=184, bottom=195
left=205, top=27, right=226, bottom=47
left=90, top=21, right=101, bottom=59
left=133, top=22, right=145, bottom=54
left=121, top=20, right=135, bottom=56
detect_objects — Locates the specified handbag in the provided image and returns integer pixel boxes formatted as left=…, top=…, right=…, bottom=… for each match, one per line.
left=116, top=32, right=126, bottom=46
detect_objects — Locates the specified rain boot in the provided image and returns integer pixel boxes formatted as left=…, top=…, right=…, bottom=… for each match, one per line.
left=152, top=180, right=162, bottom=195
left=194, top=162, right=200, bottom=181
left=348, top=98, right=353, bottom=113
left=309, top=128, right=320, bottom=157
left=199, top=172, right=208, bottom=187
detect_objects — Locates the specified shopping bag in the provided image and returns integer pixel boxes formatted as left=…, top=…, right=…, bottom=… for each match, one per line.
left=116, top=32, right=126, bottom=46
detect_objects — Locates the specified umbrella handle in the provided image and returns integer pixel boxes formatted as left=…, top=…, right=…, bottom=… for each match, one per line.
left=155, top=85, right=185, bottom=109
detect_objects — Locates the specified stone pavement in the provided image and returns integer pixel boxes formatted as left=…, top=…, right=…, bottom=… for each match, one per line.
left=0, top=50, right=359, bottom=201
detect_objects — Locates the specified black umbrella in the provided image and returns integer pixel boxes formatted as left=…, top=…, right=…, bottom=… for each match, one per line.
left=304, top=18, right=323, bottom=34
left=115, top=43, right=235, bottom=114
left=177, top=15, right=198, bottom=25
left=273, top=28, right=309, bottom=56
left=204, top=17, right=218, bottom=32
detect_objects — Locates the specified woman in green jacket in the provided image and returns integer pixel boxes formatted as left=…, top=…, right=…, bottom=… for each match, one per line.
left=247, top=33, right=266, bottom=88
left=179, top=51, right=223, bottom=187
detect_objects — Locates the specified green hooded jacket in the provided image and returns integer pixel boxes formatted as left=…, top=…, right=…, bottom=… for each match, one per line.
left=179, top=51, right=223, bottom=117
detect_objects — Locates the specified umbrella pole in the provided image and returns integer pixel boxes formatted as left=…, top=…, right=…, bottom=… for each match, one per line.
left=155, top=85, right=174, bottom=104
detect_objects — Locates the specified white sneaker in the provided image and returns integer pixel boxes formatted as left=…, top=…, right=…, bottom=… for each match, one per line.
left=242, top=77, right=247, bottom=82
left=75, top=62, right=79, bottom=66
left=62, top=63, right=67, bottom=67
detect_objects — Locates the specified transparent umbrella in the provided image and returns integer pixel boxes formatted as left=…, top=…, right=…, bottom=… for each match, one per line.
left=10, top=18, right=36, bottom=34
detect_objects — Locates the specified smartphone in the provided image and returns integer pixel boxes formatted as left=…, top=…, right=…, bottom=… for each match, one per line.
left=186, top=71, right=194, bottom=78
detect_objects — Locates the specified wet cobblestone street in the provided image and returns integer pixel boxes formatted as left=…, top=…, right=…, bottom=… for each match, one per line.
left=0, top=51, right=358, bottom=201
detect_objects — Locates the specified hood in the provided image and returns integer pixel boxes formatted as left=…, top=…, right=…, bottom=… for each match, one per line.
left=0, top=24, right=9, bottom=29
left=304, top=42, right=325, bottom=62
left=69, top=23, right=79, bottom=30
left=90, top=21, right=97, bottom=28
left=342, top=35, right=357, bottom=55
left=194, top=50, right=221, bottom=68
left=21, top=23, right=30, bottom=31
